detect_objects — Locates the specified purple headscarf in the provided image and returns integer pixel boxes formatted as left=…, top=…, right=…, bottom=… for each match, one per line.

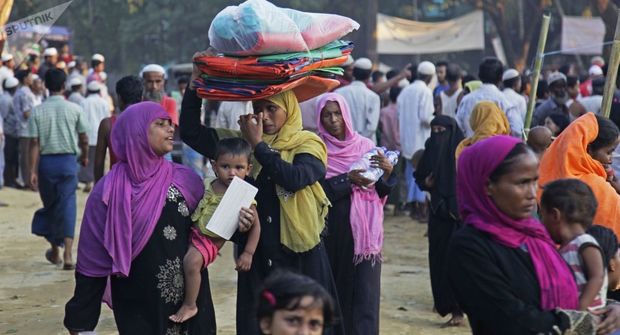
left=457, top=135, right=579, bottom=311
left=76, top=102, right=204, bottom=277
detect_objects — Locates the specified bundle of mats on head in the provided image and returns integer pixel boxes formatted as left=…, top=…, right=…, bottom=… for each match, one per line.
left=194, top=0, right=359, bottom=102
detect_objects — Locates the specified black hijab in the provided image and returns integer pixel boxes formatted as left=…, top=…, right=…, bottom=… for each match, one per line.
left=414, top=115, right=464, bottom=219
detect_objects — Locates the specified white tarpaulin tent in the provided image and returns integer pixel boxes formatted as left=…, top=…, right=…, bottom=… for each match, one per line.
left=377, top=11, right=484, bottom=55
left=561, top=16, right=605, bottom=55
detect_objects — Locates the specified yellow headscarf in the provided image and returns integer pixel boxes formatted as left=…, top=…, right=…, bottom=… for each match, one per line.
left=455, top=101, right=511, bottom=159
left=259, top=91, right=331, bottom=253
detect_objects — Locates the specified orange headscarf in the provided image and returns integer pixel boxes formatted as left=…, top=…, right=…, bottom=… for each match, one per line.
left=455, top=101, right=511, bottom=160
left=538, top=112, right=620, bottom=235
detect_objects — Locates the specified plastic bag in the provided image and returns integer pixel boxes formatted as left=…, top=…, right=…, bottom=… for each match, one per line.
left=349, top=147, right=400, bottom=184
left=209, top=0, right=359, bottom=56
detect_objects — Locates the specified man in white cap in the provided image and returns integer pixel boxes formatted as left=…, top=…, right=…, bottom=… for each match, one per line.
left=532, top=72, right=569, bottom=126
left=0, top=54, right=15, bottom=93
left=335, top=57, right=381, bottom=143
left=456, top=57, right=522, bottom=137
left=38, top=47, right=58, bottom=80
left=78, top=81, right=110, bottom=192
left=502, top=68, right=527, bottom=124
left=86, top=53, right=105, bottom=84
left=141, top=63, right=178, bottom=126
left=397, top=61, right=435, bottom=221
left=1, top=77, right=19, bottom=189
left=580, top=64, right=604, bottom=98
left=67, top=77, right=85, bottom=106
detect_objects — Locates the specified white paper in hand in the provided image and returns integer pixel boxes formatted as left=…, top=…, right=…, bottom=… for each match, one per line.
left=206, top=176, right=258, bottom=240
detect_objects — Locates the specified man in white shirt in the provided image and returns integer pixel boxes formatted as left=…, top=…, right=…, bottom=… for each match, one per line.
left=67, top=77, right=85, bottom=106
left=78, top=81, right=110, bottom=192
left=335, top=57, right=381, bottom=143
left=456, top=58, right=522, bottom=137
left=502, top=68, right=527, bottom=126
left=215, top=101, right=253, bottom=130
left=578, top=77, right=604, bottom=114
left=398, top=61, right=435, bottom=221
left=438, top=63, right=462, bottom=118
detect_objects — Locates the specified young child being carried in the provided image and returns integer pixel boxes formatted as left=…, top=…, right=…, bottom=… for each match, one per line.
left=170, top=138, right=261, bottom=322
left=541, top=178, right=607, bottom=311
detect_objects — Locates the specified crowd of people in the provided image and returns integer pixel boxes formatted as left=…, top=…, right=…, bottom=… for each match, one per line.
left=5, top=33, right=620, bottom=335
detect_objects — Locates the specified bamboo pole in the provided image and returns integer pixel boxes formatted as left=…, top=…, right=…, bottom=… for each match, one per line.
left=602, top=10, right=620, bottom=118
left=524, top=14, right=551, bottom=133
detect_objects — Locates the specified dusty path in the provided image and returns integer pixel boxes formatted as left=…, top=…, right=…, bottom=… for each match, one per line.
left=0, top=186, right=470, bottom=334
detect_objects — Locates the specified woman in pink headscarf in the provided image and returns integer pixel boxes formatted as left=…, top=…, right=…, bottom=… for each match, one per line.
left=447, top=135, right=619, bottom=334
left=317, top=93, right=396, bottom=335
left=63, top=102, right=250, bottom=335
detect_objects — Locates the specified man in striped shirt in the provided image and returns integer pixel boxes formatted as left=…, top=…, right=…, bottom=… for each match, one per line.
left=28, top=68, right=89, bottom=270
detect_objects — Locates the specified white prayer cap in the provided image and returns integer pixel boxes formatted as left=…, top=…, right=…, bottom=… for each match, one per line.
left=31, top=74, right=40, bottom=81
left=69, top=77, right=82, bottom=87
left=547, top=71, right=567, bottom=86
left=92, top=53, right=105, bottom=62
left=417, top=61, right=436, bottom=76
left=343, top=55, right=354, bottom=67
left=502, top=69, right=520, bottom=81
left=1, top=53, right=13, bottom=62
left=4, top=77, right=18, bottom=89
left=100, top=71, right=107, bottom=81
left=43, top=48, right=58, bottom=56
left=67, top=61, right=76, bottom=68
left=398, top=78, right=410, bottom=88
left=589, top=65, right=603, bottom=76
left=353, top=57, right=372, bottom=70
left=140, top=63, right=167, bottom=78
left=591, top=56, right=605, bottom=67
left=87, top=81, right=101, bottom=91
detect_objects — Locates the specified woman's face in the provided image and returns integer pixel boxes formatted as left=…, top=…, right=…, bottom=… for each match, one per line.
left=588, top=137, right=620, bottom=166
left=486, top=152, right=539, bottom=220
left=259, top=296, right=324, bottom=335
left=320, top=101, right=345, bottom=140
left=431, top=125, right=447, bottom=133
left=544, top=117, right=560, bottom=136
left=253, top=100, right=287, bottom=135
left=147, top=118, right=174, bottom=156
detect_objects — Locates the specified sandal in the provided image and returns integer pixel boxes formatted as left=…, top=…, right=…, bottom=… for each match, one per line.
left=45, top=249, right=62, bottom=265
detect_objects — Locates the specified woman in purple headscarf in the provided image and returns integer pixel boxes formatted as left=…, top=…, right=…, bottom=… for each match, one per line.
left=63, top=102, right=224, bottom=335
left=448, top=135, right=604, bottom=334
left=317, top=93, right=396, bottom=335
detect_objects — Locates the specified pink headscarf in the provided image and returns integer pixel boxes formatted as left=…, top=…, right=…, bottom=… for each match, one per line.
left=457, top=135, right=579, bottom=310
left=76, top=102, right=204, bottom=278
left=317, top=93, right=386, bottom=264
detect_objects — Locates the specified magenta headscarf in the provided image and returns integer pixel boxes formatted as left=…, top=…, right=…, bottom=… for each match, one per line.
left=317, top=93, right=386, bottom=264
left=457, top=135, right=578, bottom=310
left=76, top=102, right=204, bottom=278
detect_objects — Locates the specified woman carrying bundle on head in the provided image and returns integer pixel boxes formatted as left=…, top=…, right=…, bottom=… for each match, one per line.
left=180, top=51, right=340, bottom=335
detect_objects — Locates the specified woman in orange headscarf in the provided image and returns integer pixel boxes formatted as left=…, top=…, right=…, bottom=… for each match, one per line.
left=455, top=101, right=511, bottom=160
left=538, top=112, right=620, bottom=235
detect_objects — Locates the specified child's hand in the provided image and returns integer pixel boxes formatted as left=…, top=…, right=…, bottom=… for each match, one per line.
left=235, top=251, right=253, bottom=272
left=238, top=207, right=255, bottom=233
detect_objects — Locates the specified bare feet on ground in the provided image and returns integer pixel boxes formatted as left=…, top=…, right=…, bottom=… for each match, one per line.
left=169, top=304, right=198, bottom=323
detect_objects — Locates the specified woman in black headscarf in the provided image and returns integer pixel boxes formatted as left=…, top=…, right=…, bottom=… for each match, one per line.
left=414, top=115, right=464, bottom=327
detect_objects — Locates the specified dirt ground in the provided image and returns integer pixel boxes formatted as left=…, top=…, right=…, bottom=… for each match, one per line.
left=0, top=186, right=471, bottom=335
